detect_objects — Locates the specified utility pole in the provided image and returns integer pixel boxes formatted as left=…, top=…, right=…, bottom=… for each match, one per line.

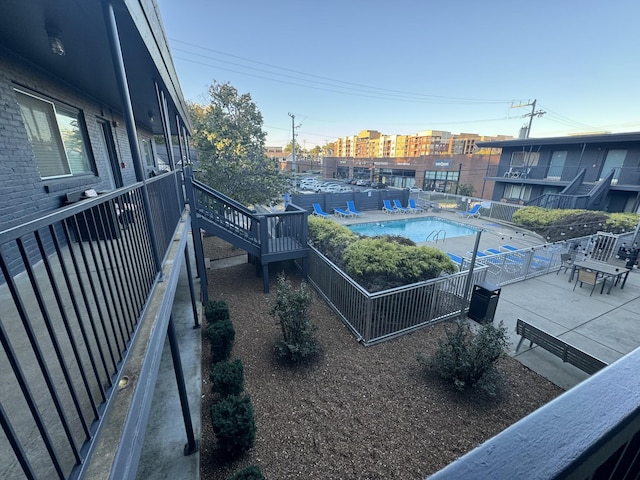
left=511, top=99, right=546, bottom=138
left=288, top=113, right=296, bottom=174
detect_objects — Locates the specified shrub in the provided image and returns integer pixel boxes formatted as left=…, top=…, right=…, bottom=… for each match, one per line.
left=512, top=207, right=640, bottom=242
left=420, top=320, right=508, bottom=397
left=307, top=216, right=358, bottom=266
left=211, top=394, right=256, bottom=459
left=343, top=238, right=456, bottom=291
left=226, top=465, right=264, bottom=480
left=205, top=300, right=230, bottom=323
left=207, top=319, right=235, bottom=363
left=210, top=359, right=244, bottom=397
left=269, top=273, right=319, bottom=364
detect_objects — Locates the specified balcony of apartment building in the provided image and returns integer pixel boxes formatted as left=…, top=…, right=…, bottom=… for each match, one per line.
left=487, top=163, right=640, bottom=189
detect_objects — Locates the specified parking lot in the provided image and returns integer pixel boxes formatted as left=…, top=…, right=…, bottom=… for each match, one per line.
left=294, top=176, right=417, bottom=194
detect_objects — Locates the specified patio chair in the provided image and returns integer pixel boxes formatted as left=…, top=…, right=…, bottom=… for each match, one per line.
left=408, top=198, right=424, bottom=213
left=573, top=268, right=606, bottom=296
left=556, top=253, right=575, bottom=275
left=346, top=200, right=363, bottom=216
left=446, top=252, right=464, bottom=269
left=392, top=199, right=410, bottom=213
left=333, top=207, right=353, bottom=218
left=456, top=204, right=481, bottom=218
left=312, top=203, right=329, bottom=218
left=383, top=199, right=399, bottom=214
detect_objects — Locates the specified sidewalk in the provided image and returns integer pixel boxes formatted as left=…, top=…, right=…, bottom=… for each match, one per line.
left=136, top=238, right=202, bottom=480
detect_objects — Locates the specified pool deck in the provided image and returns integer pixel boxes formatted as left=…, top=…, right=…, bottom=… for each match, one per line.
left=327, top=206, right=546, bottom=258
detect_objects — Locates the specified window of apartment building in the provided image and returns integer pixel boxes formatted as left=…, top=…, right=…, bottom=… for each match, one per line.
left=504, top=184, right=532, bottom=201
left=600, top=149, right=626, bottom=182
left=140, top=137, right=155, bottom=168
left=15, top=89, right=95, bottom=179
left=510, top=151, right=539, bottom=167
left=547, top=151, right=567, bottom=179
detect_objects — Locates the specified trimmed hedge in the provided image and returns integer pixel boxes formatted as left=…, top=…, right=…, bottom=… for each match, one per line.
left=211, top=394, right=256, bottom=459
left=210, top=359, right=244, bottom=397
left=205, top=300, right=230, bottom=323
left=226, top=465, right=264, bottom=480
left=207, top=319, right=235, bottom=363
left=308, top=218, right=457, bottom=292
left=343, top=238, right=456, bottom=291
left=512, top=207, right=640, bottom=242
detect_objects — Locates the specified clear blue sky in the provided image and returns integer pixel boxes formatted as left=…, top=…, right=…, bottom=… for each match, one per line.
left=157, top=0, right=640, bottom=149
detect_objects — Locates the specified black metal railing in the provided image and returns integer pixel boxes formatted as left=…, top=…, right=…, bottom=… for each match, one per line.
left=0, top=171, right=185, bottom=479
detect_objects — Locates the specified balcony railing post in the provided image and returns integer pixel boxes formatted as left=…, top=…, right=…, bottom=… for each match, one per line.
left=167, top=316, right=198, bottom=455
left=183, top=166, right=208, bottom=304
left=102, top=0, right=162, bottom=273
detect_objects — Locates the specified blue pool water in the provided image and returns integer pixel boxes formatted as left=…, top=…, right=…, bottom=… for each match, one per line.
left=348, top=217, right=478, bottom=243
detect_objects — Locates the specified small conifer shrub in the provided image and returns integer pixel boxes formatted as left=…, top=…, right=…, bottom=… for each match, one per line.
left=210, top=359, right=244, bottom=397
left=211, top=394, right=256, bottom=459
left=207, top=319, right=235, bottom=363
left=205, top=300, right=230, bottom=323
left=225, top=465, right=264, bottom=480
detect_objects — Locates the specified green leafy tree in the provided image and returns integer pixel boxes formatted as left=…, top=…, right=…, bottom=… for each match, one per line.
left=283, top=141, right=303, bottom=155
left=188, top=81, right=288, bottom=205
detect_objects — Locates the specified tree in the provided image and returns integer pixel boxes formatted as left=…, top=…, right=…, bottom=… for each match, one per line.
left=283, top=141, right=303, bottom=155
left=188, top=81, right=288, bottom=206
left=458, top=184, right=475, bottom=196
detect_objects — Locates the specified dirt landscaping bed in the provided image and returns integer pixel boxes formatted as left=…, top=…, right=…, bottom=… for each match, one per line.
left=200, top=236, right=563, bottom=480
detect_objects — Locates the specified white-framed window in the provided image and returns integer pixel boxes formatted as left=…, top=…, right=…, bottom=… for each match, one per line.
left=510, top=151, right=539, bottom=167
left=140, top=137, right=155, bottom=168
left=15, top=89, right=94, bottom=179
left=504, top=184, right=532, bottom=201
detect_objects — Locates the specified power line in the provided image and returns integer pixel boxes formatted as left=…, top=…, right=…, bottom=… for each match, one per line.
left=170, top=40, right=513, bottom=105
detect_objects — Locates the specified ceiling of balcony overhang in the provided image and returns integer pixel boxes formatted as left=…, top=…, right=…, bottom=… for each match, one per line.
left=0, top=0, right=190, bottom=135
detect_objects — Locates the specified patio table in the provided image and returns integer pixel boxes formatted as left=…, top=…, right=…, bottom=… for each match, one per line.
left=568, top=259, right=631, bottom=294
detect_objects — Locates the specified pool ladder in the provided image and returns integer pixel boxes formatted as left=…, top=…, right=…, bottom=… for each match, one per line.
left=426, top=229, right=446, bottom=243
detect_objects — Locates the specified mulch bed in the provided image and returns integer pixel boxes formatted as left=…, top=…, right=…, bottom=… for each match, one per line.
left=200, top=236, right=563, bottom=480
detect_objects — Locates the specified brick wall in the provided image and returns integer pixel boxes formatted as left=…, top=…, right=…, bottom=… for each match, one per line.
left=0, top=49, right=150, bottom=232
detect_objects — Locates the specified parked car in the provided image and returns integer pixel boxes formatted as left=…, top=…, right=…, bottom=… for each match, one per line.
left=369, top=182, right=387, bottom=189
left=409, top=186, right=422, bottom=193
left=315, top=182, right=341, bottom=192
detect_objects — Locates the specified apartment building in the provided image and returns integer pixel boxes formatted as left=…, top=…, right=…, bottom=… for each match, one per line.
left=478, top=132, right=640, bottom=212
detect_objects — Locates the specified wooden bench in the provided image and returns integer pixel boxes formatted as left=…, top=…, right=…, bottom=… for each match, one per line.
left=515, top=319, right=608, bottom=375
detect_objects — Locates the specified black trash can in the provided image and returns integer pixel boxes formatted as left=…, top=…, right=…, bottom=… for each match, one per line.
left=467, top=281, right=501, bottom=324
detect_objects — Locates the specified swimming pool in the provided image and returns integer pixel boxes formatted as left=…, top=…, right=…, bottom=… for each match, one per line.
left=347, top=217, right=478, bottom=243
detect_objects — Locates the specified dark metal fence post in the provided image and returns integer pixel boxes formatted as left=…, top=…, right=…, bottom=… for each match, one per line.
left=103, top=0, right=162, bottom=273
left=167, top=316, right=198, bottom=455
left=183, top=166, right=208, bottom=303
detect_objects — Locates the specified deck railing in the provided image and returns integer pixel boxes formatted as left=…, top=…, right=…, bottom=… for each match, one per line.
left=187, top=170, right=309, bottom=294
left=306, top=246, right=487, bottom=345
left=0, top=171, right=190, bottom=479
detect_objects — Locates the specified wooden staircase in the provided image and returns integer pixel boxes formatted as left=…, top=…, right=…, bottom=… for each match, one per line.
left=184, top=168, right=309, bottom=295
